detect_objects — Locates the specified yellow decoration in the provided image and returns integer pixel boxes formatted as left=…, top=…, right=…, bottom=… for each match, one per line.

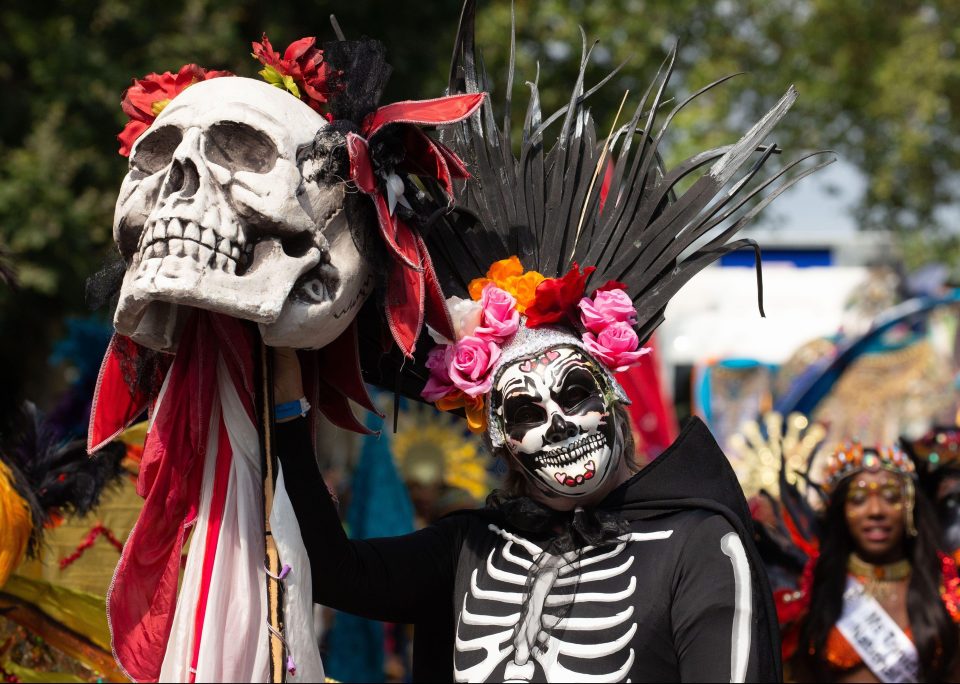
left=487, top=256, right=523, bottom=283
left=509, top=270, right=546, bottom=313
left=727, top=411, right=826, bottom=499
left=258, top=65, right=301, bottom=99
left=468, top=277, right=491, bottom=301
left=392, top=404, right=489, bottom=502
left=0, top=460, right=31, bottom=588
left=119, top=420, right=148, bottom=447
left=150, top=98, right=171, bottom=116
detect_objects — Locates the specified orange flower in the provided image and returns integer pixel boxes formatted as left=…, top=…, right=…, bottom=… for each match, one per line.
left=487, top=256, right=524, bottom=283
left=510, top=271, right=546, bottom=313
left=436, top=391, right=487, bottom=433
left=468, top=277, right=492, bottom=301
left=469, top=256, right=545, bottom=308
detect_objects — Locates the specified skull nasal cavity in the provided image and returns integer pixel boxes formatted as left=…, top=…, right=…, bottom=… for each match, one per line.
left=545, top=413, right=578, bottom=444
left=163, top=158, right=201, bottom=198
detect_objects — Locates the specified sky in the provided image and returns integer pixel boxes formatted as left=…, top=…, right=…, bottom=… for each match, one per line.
left=758, top=158, right=865, bottom=234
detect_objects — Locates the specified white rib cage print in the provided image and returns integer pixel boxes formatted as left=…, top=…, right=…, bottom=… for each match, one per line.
left=454, top=524, right=674, bottom=683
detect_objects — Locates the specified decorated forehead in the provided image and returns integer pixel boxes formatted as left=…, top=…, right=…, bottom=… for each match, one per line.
left=823, top=441, right=917, bottom=494
left=495, top=346, right=604, bottom=396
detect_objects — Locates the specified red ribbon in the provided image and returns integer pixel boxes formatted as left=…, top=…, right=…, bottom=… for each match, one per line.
left=345, top=92, right=484, bottom=357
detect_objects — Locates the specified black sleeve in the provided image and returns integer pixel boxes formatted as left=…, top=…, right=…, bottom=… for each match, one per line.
left=671, top=513, right=753, bottom=682
left=276, top=418, right=463, bottom=624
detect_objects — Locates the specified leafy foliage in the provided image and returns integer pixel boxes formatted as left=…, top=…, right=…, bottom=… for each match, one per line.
left=1, top=0, right=958, bottom=408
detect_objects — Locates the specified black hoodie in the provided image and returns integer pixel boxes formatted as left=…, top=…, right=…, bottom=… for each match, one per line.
left=278, top=416, right=781, bottom=682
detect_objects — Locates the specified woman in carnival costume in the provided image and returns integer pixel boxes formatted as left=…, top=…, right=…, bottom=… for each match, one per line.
left=773, top=442, right=960, bottom=682
left=272, top=2, right=834, bottom=681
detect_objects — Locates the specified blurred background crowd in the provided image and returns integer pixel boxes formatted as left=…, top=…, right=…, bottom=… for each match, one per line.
left=1, top=0, right=959, bottom=681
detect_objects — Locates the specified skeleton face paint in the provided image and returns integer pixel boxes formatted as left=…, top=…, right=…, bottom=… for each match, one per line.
left=492, top=346, right=620, bottom=498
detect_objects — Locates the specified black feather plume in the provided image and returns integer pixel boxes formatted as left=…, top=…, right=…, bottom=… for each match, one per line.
left=0, top=402, right=127, bottom=554
left=430, top=0, right=835, bottom=344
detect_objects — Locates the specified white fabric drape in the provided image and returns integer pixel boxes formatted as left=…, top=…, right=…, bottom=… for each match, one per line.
left=158, top=354, right=324, bottom=682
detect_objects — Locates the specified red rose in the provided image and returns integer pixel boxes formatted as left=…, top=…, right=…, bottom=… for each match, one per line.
left=524, top=263, right=595, bottom=328
left=252, top=34, right=340, bottom=114
left=118, top=64, right=231, bottom=157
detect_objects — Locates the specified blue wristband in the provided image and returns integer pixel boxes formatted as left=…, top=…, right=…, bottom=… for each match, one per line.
left=275, top=397, right=310, bottom=421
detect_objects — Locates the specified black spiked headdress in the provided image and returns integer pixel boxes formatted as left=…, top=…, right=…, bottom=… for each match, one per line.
left=425, top=0, right=833, bottom=341
left=359, top=0, right=834, bottom=423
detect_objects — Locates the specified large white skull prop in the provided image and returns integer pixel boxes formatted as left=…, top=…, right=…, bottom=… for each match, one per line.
left=113, top=77, right=373, bottom=351
left=491, top=346, right=622, bottom=499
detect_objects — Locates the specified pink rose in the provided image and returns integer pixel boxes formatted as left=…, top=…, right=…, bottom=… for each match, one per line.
left=447, top=335, right=501, bottom=397
left=582, top=322, right=650, bottom=373
left=475, top=284, right=520, bottom=341
left=578, top=288, right=638, bottom=334
left=421, top=345, right=456, bottom=401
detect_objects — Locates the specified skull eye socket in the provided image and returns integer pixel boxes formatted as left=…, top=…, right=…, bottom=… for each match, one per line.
left=558, top=367, right=600, bottom=412
left=562, top=384, right=592, bottom=409
left=132, top=125, right=182, bottom=175
left=504, top=398, right=547, bottom=427
left=204, top=122, right=279, bottom=174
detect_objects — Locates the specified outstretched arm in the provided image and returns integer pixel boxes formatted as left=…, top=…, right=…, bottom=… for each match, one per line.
left=273, top=348, right=463, bottom=625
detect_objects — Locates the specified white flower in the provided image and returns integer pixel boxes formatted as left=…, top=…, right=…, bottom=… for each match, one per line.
left=427, top=296, right=483, bottom=345
left=450, top=296, right=482, bottom=337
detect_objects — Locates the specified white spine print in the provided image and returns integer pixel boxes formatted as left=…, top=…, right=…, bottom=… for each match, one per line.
left=720, top=532, right=752, bottom=683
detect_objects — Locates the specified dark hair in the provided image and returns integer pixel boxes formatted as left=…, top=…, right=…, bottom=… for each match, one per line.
left=487, top=402, right=638, bottom=500
left=799, top=476, right=958, bottom=681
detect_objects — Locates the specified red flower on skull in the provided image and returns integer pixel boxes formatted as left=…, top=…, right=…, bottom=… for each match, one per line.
left=251, top=34, right=340, bottom=116
left=118, top=64, right=232, bottom=157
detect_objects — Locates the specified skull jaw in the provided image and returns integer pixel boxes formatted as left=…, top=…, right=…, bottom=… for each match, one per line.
left=260, top=271, right=374, bottom=349
left=260, top=213, right=375, bottom=349
left=531, top=443, right=615, bottom=497
left=115, top=240, right=321, bottom=352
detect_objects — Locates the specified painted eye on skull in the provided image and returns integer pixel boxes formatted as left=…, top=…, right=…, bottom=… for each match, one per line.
left=504, top=397, right=546, bottom=427
left=559, top=369, right=599, bottom=411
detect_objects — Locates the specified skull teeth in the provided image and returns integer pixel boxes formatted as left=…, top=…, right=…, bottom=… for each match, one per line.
left=140, top=218, right=242, bottom=274
left=538, top=432, right=605, bottom=468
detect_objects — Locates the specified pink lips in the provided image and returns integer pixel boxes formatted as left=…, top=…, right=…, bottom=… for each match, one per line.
left=553, top=460, right=596, bottom=487
left=862, top=526, right=891, bottom=543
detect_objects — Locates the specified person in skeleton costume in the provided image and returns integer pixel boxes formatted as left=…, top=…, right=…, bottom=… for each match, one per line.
left=86, top=30, right=482, bottom=683
left=272, top=2, right=837, bottom=681
left=903, top=426, right=960, bottom=565
left=764, top=440, right=960, bottom=682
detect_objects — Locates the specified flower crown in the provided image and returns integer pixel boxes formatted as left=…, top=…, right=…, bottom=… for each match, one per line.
left=822, top=441, right=917, bottom=493
left=118, top=34, right=339, bottom=156
left=421, top=256, right=650, bottom=433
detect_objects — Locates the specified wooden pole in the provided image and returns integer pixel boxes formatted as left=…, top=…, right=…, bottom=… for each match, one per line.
left=257, top=339, right=285, bottom=683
